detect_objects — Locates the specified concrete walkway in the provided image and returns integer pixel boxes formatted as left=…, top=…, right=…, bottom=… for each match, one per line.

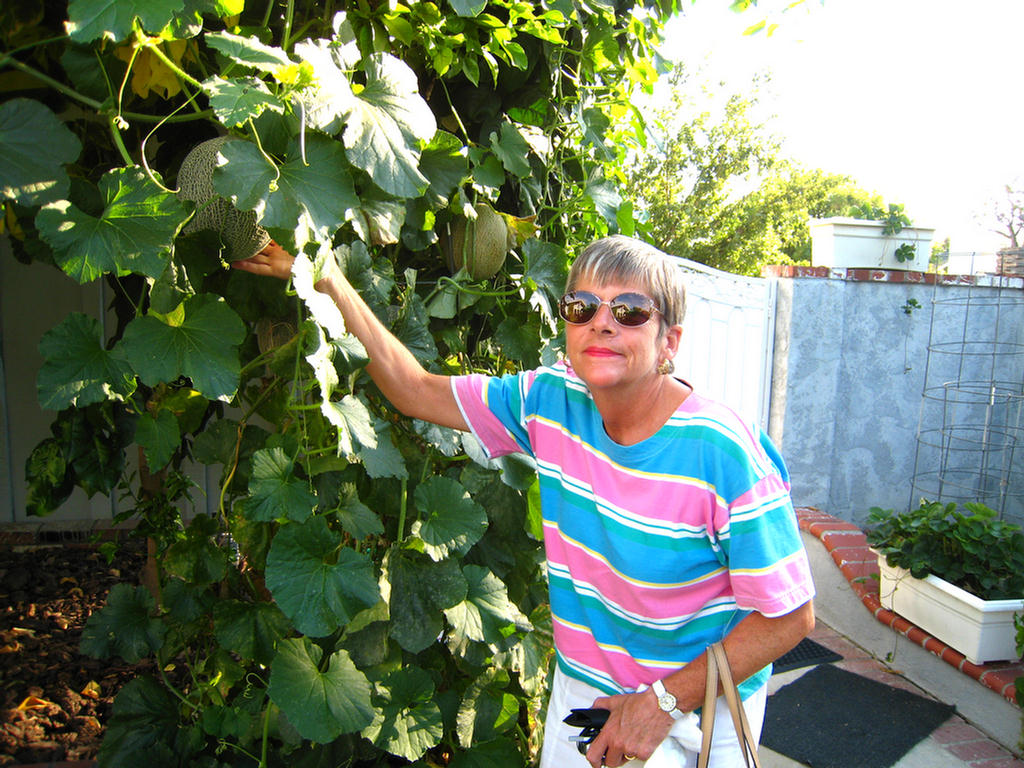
left=759, top=508, right=1024, bottom=768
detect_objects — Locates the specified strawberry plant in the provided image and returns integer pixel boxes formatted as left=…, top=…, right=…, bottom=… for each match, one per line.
left=1, top=0, right=678, bottom=764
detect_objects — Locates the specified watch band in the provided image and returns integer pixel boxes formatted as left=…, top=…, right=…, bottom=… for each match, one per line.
left=651, top=679, right=685, bottom=720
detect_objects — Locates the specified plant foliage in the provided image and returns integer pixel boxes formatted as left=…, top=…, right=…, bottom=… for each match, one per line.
left=1, top=0, right=680, bottom=763
left=866, top=500, right=1024, bottom=601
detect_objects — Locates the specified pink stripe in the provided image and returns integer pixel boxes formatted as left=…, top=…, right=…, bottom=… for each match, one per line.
left=531, top=422, right=721, bottom=527
left=553, top=621, right=679, bottom=690
left=728, top=473, right=791, bottom=513
left=731, top=555, right=815, bottom=617
left=454, top=375, right=521, bottom=456
left=545, top=531, right=731, bottom=621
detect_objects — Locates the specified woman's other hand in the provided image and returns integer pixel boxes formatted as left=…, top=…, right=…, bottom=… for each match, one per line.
left=585, top=689, right=671, bottom=767
left=231, top=241, right=295, bottom=281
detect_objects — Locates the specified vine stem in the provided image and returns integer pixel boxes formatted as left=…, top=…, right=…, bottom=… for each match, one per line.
left=137, top=29, right=204, bottom=89
left=396, top=476, right=409, bottom=541
left=108, top=116, right=135, bottom=166
left=1, top=56, right=103, bottom=110
left=157, top=661, right=200, bottom=712
left=283, top=0, right=296, bottom=51
left=260, top=701, right=275, bottom=767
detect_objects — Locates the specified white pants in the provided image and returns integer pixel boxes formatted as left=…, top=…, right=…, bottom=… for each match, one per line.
left=540, top=667, right=766, bottom=768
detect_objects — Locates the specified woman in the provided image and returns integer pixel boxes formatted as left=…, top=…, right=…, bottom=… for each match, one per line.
left=234, top=235, right=815, bottom=768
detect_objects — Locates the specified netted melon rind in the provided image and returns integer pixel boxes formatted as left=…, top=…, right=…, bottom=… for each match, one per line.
left=450, top=203, right=509, bottom=279
left=178, top=136, right=270, bottom=262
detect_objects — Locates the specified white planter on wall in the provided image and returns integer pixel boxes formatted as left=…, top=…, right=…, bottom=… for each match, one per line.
left=877, top=555, right=1024, bottom=665
left=810, top=217, right=935, bottom=271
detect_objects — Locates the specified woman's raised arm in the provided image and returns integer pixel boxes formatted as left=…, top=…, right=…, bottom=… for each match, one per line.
left=233, top=242, right=469, bottom=431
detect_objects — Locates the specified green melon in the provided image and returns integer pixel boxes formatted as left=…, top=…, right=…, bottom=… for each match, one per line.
left=177, top=136, right=270, bottom=262
left=449, top=203, right=511, bottom=279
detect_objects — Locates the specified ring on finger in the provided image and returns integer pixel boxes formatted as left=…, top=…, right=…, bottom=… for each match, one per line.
left=625, top=755, right=637, bottom=761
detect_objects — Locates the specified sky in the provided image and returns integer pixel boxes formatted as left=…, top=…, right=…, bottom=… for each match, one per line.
left=660, top=0, right=1023, bottom=254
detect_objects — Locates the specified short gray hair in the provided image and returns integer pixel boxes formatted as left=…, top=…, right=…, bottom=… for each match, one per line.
left=566, top=235, right=686, bottom=328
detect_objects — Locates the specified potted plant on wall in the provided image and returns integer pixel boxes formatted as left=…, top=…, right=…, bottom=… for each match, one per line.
left=810, top=203, right=936, bottom=271
left=866, top=500, right=1024, bottom=665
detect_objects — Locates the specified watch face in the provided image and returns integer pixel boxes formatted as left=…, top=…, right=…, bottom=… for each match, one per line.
left=658, top=692, right=676, bottom=711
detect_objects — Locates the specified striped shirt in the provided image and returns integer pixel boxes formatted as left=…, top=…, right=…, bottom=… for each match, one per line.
left=451, top=361, right=814, bottom=698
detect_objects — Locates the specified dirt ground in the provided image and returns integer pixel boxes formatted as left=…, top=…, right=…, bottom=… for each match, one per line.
left=0, top=536, right=149, bottom=766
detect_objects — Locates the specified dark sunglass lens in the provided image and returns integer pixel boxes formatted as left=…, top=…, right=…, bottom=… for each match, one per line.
left=612, top=295, right=653, bottom=326
left=560, top=293, right=598, bottom=324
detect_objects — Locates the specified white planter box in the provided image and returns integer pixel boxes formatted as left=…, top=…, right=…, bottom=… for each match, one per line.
left=810, top=217, right=935, bottom=271
left=876, top=555, right=1024, bottom=665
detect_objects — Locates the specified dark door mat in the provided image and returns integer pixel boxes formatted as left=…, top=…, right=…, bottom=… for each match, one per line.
left=761, top=664, right=955, bottom=768
left=772, top=637, right=843, bottom=675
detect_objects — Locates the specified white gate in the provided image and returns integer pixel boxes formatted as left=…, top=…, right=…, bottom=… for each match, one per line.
left=672, top=258, right=777, bottom=429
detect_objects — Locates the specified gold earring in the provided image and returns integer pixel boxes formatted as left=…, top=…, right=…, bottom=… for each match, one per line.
left=658, top=358, right=674, bottom=375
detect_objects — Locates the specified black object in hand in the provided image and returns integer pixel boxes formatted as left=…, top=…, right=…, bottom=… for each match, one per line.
left=564, top=708, right=610, bottom=755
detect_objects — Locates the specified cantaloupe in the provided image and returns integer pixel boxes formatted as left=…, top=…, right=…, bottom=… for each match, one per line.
left=177, top=136, right=270, bottom=262
left=449, top=203, right=512, bottom=280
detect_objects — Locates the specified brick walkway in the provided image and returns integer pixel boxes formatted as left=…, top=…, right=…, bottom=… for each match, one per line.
left=797, top=507, right=1024, bottom=768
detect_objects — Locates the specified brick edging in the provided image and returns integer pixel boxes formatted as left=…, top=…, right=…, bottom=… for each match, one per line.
left=795, top=507, right=1023, bottom=706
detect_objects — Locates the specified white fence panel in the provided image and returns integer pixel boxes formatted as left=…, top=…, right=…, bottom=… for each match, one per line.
left=672, top=258, right=776, bottom=429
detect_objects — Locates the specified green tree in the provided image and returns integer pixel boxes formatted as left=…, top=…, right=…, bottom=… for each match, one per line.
left=625, top=65, right=881, bottom=274
left=0, top=0, right=678, bottom=764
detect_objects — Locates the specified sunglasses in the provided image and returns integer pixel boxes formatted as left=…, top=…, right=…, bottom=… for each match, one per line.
left=558, top=290, right=661, bottom=327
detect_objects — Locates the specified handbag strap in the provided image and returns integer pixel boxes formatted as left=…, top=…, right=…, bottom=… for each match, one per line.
left=697, top=642, right=762, bottom=768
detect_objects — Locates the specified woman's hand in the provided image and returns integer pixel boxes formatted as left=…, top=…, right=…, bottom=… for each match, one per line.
left=231, top=240, right=295, bottom=281
left=585, top=689, right=672, bottom=767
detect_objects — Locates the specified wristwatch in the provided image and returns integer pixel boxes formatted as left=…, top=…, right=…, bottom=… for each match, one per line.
left=651, top=679, right=685, bottom=720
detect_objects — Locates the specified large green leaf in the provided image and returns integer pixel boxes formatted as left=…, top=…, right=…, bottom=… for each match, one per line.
left=383, top=548, right=467, bottom=653
left=204, top=30, right=293, bottom=73
left=524, top=238, right=568, bottom=305
left=363, top=667, right=443, bottom=761
left=203, top=75, right=284, bottom=128
left=62, top=404, right=134, bottom=498
left=36, top=312, right=136, bottom=410
left=95, top=677, right=181, bottom=768
left=134, top=409, right=179, bottom=471
left=418, top=130, right=469, bottom=208
left=449, top=0, right=487, bottom=17
left=65, top=0, right=181, bottom=42
left=212, top=138, right=278, bottom=216
left=293, top=37, right=359, bottom=134
left=340, top=53, right=434, bottom=198
left=265, top=516, right=380, bottom=637
left=300, top=319, right=376, bottom=456
left=268, top=638, right=374, bottom=743
left=443, top=565, right=531, bottom=646
left=163, top=515, right=229, bottom=585
left=116, top=294, right=245, bottom=401
left=213, top=599, right=290, bottom=666
left=510, top=604, right=553, bottom=698
left=447, top=738, right=525, bottom=768
left=455, top=668, right=518, bottom=746
left=489, top=122, right=532, bottom=179
left=36, top=167, right=187, bottom=284
left=0, top=99, right=82, bottom=206
left=357, top=420, right=409, bottom=480
left=411, top=476, right=487, bottom=561
left=330, top=482, right=384, bottom=540
left=80, top=584, right=166, bottom=663
left=217, top=135, right=357, bottom=251
left=245, top=447, right=318, bottom=523
left=585, top=168, right=624, bottom=225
